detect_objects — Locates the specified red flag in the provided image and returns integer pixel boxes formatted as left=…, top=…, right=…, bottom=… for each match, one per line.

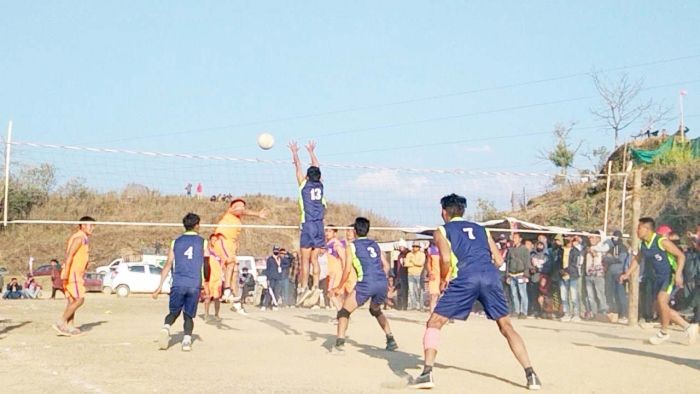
left=680, top=89, right=688, bottom=96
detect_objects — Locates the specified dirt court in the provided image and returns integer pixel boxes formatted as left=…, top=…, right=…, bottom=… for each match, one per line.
left=0, top=294, right=698, bottom=393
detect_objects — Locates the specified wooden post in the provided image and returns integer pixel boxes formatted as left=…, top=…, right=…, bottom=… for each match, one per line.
left=628, top=169, right=642, bottom=326
left=603, top=161, right=613, bottom=235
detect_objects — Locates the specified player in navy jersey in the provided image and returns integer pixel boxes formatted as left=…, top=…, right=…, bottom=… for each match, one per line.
left=331, top=217, right=398, bottom=352
left=153, top=213, right=210, bottom=352
left=289, top=140, right=327, bottom=306
left=411, top=194, right=541, bottom=390
left=620, top=217, right=697, bottom=345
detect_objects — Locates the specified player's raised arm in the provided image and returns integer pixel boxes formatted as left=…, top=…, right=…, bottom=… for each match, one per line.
left=306, top=140, right=319, bottom=168
left=232, top=204, right=269, bottom=219
left=288, top=141, right=305, bottom=185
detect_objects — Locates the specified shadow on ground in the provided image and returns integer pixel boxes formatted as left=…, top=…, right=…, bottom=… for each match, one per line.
left=573, top=343, right=700, bottom=371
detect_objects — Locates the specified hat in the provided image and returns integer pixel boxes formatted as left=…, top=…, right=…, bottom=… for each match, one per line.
left=498, top=234, right=507, bottom=241
left=272, top=245, right=280, bottom=252
left=554, top=234, right=564, bottom=242
left=612, top=230, right=622, bottom=237
left=412, top=242, right=421, bottom=248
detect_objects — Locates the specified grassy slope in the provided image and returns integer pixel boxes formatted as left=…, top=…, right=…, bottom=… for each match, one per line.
left=0, top=193, right=399, bottom=272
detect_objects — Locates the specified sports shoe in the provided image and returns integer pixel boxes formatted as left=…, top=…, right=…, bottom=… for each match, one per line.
left=571, top=316, right=582, bottom=322
left=617, top=317, right=629, bottom=325
left=559, top=314, right=572, bottom=322
left=52, top=322, right=72, bottom=337
left=231, top=302, right=248, bottom=315
left=260, top=306, right=267, bottom=311
left=685, top=323, right=698, bottom=345
left=649, top=331, right=670, bottom=345
left=385, top=336, right=398, bottom=351
left=296, top=288, right=313, bottom=306
left=334, top=338, right=346, bottom=353
left=182, top=335, right=192, bottom=352
left=409, top=370, right=435, bottom=389
left=158, top=325, right=170, bottom=350
left=526, top=372, right=542, bottom=390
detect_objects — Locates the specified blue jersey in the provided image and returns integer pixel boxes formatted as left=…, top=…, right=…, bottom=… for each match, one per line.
left=350, top=238, right=386, bottom=283
left=171, top=231, right=207, bottom=288
left=640, top=234, right=677, bottom=276
left=298, top=179, right=326, bottom=223
left=439, top=218, right=495, bottom=280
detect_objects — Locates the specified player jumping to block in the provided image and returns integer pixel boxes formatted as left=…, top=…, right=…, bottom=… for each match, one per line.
left=153, top=213, right=210, bottom=352
left=289, top=140, right=326, bottom=306
left=332, top=217, right=398, bottom=353
left=53, top=216, right=96, bottom=336
left=620, top=217, right=698, bottom=345
left=411, top=194, right=541, bottom=390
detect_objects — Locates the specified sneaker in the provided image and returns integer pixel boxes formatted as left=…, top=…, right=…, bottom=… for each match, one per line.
left=617, top=317, right=629, bottom=325
left=311, top=305, right=320, bottom=310
left=334, top=339, right=346, bottom=353
left=158, top=326, right=170, bottom=350
left=182, top=335, right=192, bottom=352
left=559, top=315, right=572, bottom=322
left=385, top=337, right=398, bottom=351
left=296, top=289, right=313, bottom=306
left=526, top=373, right=542, bottom=390
left=649, top=331, right=670, bottom=345
left=260, top=307, right=267, bottom=311
left=231, top=302, right=248, bottom=315
left=52, top=323, right=72, bottom=337
left=571, top=316, right=582, bottom=322
left=518, top=313, right=527, bottom=320
left=685, top=323, right=698, bottom=345
left=409, top=370, right=435, bottom=389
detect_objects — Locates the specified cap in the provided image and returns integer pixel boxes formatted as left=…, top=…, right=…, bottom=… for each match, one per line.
left=412, top=242, right=421, bottom=248
left=272, top=245, right=280, bottom=252
left=554, top=234, right=564, bottom=242
left=612, top=230, right=622, bottom=237
left=498, top=234, right=507, bottom=241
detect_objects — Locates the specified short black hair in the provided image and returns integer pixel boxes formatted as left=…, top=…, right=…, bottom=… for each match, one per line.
left=50, top=258, right=59, bottom=263
left=307, top=166, right=321, bottom=182
left=639, top=217, right=655, bottom=229
left=440, top=193, right=467, bottom=218
left=183, top=213, right=200, bottom=231
left=327, top=224, right=338, bottom=233
left=354, top=217, right=370, bottom=237
left=78, top=216, right=95, bottom=228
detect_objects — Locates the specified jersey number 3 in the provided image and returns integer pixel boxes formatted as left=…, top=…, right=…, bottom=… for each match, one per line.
left=310, top=188, right=322, bottom=201
left=367, top=247, right=377, bottom=258
left=462, top=228, right=476, bottom=240
left=184, top=246, right=194, bottom=260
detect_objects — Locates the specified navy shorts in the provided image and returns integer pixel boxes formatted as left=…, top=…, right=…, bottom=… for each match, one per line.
left=355, top=280, right=387, bottom=306
left=434, top=269, right=509, bottom=321
left=169, top=286, right=200, bottom=318
left=653, top=272, right=674, bottom=295
left=300, top=220, right=325, bottom=248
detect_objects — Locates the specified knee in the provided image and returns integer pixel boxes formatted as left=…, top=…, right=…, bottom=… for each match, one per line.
left=498, top=320, right=514, bottom=337
left=369, top=306, right=383, bottom=318
left=337, top=308, right=351, bottom=320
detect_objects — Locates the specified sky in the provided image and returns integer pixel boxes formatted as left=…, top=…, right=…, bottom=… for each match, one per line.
left=1, top=1, right=699, bottom=226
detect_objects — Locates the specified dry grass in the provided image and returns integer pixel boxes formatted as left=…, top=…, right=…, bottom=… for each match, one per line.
left=0, top=193, right=399, bottom=273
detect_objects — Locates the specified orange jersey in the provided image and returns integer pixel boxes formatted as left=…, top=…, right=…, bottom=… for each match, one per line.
left=215, top=213, right=242, bottom=242
left=64, top=230, right=90, bottom=276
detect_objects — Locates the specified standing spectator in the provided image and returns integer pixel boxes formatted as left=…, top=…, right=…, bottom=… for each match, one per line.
left=50, top=259, right=64, bottom=300
left=506, top=233, right=531, bottom=319
left=530, top=241, right=552, bottom=318
left=404, top=242, right=426, bottom=311
left=560, top=238, right=582, bottom=321
left=185, top=183, right=192, bottom=197
left=195, top=183, right=203, bottom=199
left=394, top=242, right=409, bottom=310
left=263, top=246, right=283, bottom=310
left=605, top=230, right=629, bottom=323
left=2, top=278, right=23, bottom=299
left=22, top=275, right=42, bottom=299
left=279, top=247, right=292, bottom=307
left=549, top=235, right=564, bottom=317
left=586, top=233, right=609, bottom=320
left=686, top=235, right=700, bottom=324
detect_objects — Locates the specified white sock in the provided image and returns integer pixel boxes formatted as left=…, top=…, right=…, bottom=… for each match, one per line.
left=184, top=335, right=192, bottom=342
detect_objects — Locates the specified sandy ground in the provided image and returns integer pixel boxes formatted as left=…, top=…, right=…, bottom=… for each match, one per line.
left=0, top=294, right=698, bottom=393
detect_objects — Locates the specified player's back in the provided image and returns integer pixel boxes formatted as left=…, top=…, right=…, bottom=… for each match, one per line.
left=440, top=218, right=495, bottom=279
left=171, top=232, right=206, bottom=288
left=299, top=179, right=325, bottom=222
left=351, top=238, right=386, bottom=283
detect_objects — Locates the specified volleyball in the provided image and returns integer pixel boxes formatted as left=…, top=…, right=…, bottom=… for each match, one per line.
left=257, top=133, right=275, bottom=150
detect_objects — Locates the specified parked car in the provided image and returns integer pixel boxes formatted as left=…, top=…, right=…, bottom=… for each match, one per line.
left=28, top=264, right=54, bottom=277
left=107, top=263, right=171, bottom=297
left=84, top=272, right=104, bottom=292
left=96, top=255, right=167, bottom=275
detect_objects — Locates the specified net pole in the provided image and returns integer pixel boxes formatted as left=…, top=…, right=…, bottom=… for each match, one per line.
left=3, top=120, right=12, bottom=227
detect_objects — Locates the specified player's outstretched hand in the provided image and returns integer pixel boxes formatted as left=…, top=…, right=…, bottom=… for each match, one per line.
left=258, top=207, right=269, bottom=219
left=305, top=140, right=316, bottom=152
left=288, top=141, right=299, bottom=153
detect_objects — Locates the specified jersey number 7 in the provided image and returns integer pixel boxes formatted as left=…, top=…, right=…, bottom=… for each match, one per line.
left=462, top=228, right=476, bottom=240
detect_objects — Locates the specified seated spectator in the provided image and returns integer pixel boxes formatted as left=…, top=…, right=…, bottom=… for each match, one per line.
left=22, top=276, right=42, bottom=299
left=2, top=278, right=23, bottom=299
left=238, top=267, right=256, bottom=303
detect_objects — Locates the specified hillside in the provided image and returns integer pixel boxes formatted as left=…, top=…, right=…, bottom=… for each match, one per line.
left=0, top=193, right=398, bottom=272
left=512, top=138, right=699, bottom=234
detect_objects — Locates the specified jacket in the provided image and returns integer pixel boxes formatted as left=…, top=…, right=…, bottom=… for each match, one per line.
left=265, top=256, right=283, bottom=281
left=507, top=245, right=531, bottom=276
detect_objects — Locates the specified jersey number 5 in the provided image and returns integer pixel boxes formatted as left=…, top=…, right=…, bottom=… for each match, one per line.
left=462, top=228, right=476, bottom=240
left=310, top=188, right=322, bottom=201
left=184, top=246, right=194, bottom=260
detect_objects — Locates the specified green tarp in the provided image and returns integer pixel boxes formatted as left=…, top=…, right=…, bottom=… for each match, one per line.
left=630, top=136, right=700, bottom=164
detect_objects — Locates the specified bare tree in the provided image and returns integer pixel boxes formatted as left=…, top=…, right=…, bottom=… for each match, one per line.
left=590, top=72, right=658, bottom=147
left=542, top=122, right=581, bottom=182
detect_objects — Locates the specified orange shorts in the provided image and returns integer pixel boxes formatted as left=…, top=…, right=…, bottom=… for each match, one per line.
left=327, top=258, right=343, bottom=290
left=208, top=281, right=223, bottom=299
left=65, top=271, right=85, bottom=300
left=343, top=270, right=357, bottom=294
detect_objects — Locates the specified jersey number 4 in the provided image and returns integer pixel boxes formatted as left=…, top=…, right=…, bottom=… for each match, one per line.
left=462, top=228, right=476, bottom=240
left=184, top=246, right=193, bottom=260
left=310, top=188, right=323, bottom=201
